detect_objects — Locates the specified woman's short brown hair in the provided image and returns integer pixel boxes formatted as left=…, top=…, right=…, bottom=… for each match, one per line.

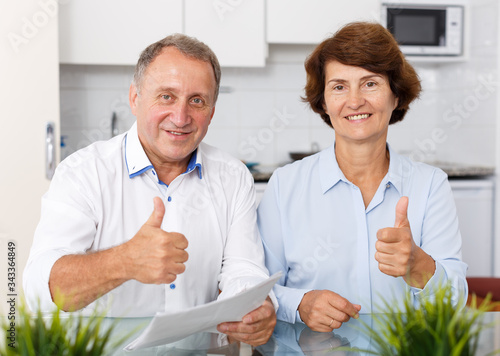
left=303, top=21, right=421, bottom=127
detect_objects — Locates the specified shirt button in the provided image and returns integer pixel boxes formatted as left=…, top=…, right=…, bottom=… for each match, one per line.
left=386, top=183, right=390, bottom=189
left=167, top=196, right=172, bottom=202
left=170, top=283, right=176, bottom=290
left=152, top=170, right=156, bottom=176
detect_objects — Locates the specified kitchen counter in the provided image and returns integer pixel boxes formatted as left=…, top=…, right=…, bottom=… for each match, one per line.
left=250, top=164, right=278, bottom=182
left=251, top=161, right=495, bottom=182
left=252, top=170, right=274, bottom=182
left=429, top=161, right=495, bottom=178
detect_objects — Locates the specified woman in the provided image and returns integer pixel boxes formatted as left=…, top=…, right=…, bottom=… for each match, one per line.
left=257, top=22, right=468, bottom=332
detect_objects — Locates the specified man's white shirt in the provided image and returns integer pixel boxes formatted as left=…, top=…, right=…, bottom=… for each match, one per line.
left=23, top=122, right=273, bottom=317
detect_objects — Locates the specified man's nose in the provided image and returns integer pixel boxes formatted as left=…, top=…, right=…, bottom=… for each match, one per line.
left=170, top=101, right=191, bottom=127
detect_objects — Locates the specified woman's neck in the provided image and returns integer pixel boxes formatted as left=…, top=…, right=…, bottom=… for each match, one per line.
left=335, top=138, right=390, bottom=207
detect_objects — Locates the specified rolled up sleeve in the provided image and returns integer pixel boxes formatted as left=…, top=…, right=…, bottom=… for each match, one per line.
left=23, top=170, right=97, bottom=312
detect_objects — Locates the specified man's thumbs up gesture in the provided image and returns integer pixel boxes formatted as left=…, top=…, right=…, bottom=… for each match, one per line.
left=375, top=197, right=435, bottom=289
left=121, top=197, right=189, bottom=285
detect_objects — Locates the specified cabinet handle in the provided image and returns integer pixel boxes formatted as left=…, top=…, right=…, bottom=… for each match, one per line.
left=45, top=122, right=56, bottom=180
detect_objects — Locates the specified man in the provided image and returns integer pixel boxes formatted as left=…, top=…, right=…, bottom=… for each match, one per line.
left=23, top=34, right=276, bottom=346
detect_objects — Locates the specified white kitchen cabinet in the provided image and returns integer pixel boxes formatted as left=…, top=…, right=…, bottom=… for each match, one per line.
left=184, top=0, right=267, bottom=67
left=255, top=182, right=267, bottom=206
left=59, top=0, right=183, bottom=65
left=267, top=0, right=381, bottom=44
left=450, top=179, right=495, bottom=277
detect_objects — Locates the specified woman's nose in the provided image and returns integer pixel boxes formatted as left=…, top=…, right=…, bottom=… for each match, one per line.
left=347, top=89, right=365, bottom=109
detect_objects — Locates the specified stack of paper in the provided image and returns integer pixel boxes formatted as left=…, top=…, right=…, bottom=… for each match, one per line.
left=125, top=273, right=281, bottom=351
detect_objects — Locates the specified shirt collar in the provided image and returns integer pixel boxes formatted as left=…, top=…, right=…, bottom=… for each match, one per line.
left=385, top=143, right=405, bottom=196
left=318, top=141, right=405, bottom=195
left=185, top=146, right=203, bottom=179
left=125, top=122, right=203, bottom=180
left=318, top=143, right=344, bottom=194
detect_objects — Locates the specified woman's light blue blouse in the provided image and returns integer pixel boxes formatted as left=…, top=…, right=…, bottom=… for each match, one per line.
left=257, top=143, right=468, bottom=323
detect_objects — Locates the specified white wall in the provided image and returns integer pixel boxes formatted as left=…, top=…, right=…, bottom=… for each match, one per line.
left=1, top=0, right=60, bottom=315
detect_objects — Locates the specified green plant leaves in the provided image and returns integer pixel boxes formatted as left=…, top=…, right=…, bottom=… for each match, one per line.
left=0, top=300, right=131, bottom=356
left=347, top=284, right=498, bottom=356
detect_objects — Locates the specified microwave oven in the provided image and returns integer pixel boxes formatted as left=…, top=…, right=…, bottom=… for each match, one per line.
left=381, top=3, right=464, bottom=56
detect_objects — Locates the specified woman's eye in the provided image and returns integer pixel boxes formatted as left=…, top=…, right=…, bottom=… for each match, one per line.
left=333, top=85, right=344, bottom=91
left=366, top=81, right=377, bottom=88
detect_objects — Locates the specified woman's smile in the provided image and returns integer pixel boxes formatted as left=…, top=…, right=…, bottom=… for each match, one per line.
left=323, top=60, right=398, bottom=144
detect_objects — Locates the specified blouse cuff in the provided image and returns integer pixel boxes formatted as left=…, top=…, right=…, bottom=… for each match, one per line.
left=410, top=260, right=445, bottom=297
left=275, top=285, right=312, bottom=324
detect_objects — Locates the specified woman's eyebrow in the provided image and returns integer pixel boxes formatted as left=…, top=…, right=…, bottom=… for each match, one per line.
left=326, top=74, right=384, bottom=84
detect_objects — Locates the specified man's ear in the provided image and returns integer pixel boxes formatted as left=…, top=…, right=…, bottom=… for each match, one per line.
left=129, top=83, right=138, bottom=116
left=209, top=106, right=216, bottom=123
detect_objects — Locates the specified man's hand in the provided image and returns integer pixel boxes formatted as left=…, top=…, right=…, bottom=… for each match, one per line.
left=49, top=197, right=189, bottom=311
left=120, top=197, right=189, bottom=284
left=375, top=196, right=435, bottom=288
left=216, top=297, right=276, bottom=346
left=297, top=290, right=361, bottom=332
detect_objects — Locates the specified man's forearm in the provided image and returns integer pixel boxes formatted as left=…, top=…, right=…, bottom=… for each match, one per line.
left=49, top=244, right=128, bottom=311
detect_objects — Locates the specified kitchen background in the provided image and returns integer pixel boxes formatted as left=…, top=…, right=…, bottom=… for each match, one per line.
left=58, top=0, right=499, bottom=278
left=1, top=0, right=499, bottom=316
left=60, top=5, right=497, bottom=169
left=59, top=0, right=497, bottom=170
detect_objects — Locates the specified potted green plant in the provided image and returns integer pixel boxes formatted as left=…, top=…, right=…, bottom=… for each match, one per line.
left=1, top=299, right=130, bottom=356
left=338, top=284, right=499, bottom=356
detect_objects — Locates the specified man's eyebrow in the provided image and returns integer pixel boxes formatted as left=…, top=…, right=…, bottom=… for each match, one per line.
left=154, top=86, right=210, bottom=96
left=155, top=86, right=176, bottom=93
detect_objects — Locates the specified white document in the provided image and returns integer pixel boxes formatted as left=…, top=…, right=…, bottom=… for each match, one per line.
left=124, top=273, right=281, bottom=351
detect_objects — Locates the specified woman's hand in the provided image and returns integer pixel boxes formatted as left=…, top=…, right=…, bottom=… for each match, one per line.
left=297, top=290, right=361, bottom=332
left=375, top=196, right=436, bottom=288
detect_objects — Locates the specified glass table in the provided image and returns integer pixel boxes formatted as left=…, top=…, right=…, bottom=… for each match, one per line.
left=107, top=312, right=500, bottom=355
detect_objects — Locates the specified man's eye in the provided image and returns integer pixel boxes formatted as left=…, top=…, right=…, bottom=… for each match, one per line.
left=192, top=98, right=203, bottom=105
left=162, top=95, right=172, bottom=100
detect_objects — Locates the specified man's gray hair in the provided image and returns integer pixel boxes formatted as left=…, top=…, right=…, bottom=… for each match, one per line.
left=133, top=33, right=221, bottom=103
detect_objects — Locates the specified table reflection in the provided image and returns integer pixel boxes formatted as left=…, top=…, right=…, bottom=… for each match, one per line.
left=106, top=318, right=243, bottom=355
left=255, top=312, right=500, bottom=356
left=105, top=312, right=499, bottom=355
left=255, top=316, right=368, bottom=356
